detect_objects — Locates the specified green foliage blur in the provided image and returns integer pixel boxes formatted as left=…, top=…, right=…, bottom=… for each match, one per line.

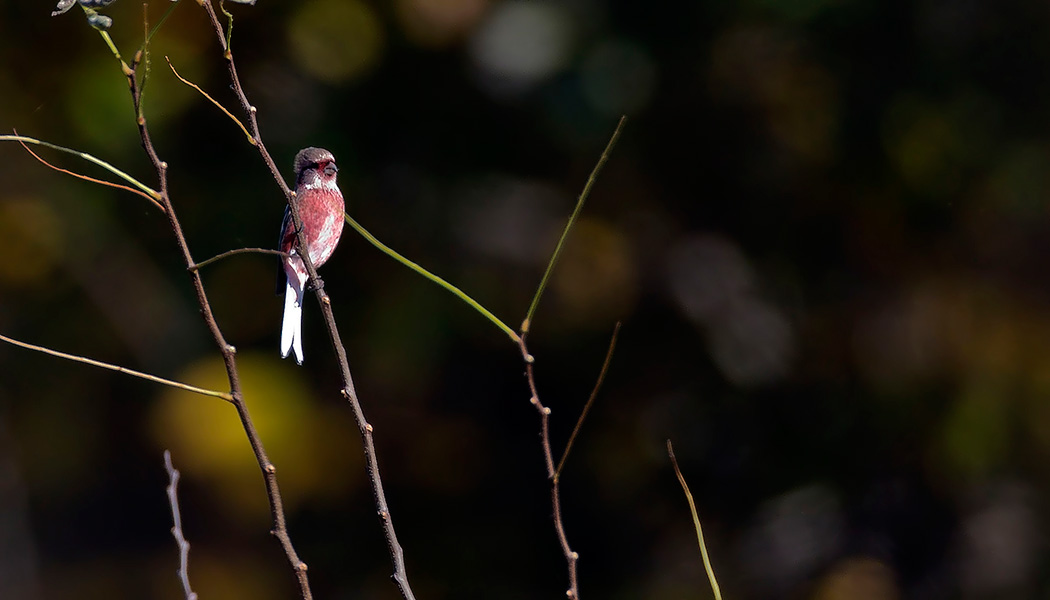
left=2, top=0, right=1050, bottom=598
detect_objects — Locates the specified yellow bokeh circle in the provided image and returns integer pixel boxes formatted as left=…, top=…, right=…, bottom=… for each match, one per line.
left=288, top=0, right=385, bottom=84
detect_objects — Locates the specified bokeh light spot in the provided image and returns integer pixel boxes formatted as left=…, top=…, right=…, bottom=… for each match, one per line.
left=551, top=218, right=637, bottom=326
left=288, top=0, right=385, bottom=84
left=150, top=353, right=356, bottom=521
left=883, top=95, right=970, bottom=196
left=934, top=379, right=1009, bottom=482
left=813, top=558, right=900, bottom=600
left=469, top=1, right=573, bottom=94
left=395, top=0, right=488, bottom=47
left=666, top=234, right=794, bottom=386
left=709, top=26, right=838, bottom=165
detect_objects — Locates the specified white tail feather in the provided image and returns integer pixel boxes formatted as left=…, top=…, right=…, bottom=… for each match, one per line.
left=281, top=279, right=304, bottom=364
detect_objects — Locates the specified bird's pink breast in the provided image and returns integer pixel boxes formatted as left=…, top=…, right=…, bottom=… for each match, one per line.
left=285, top=188, right=345, bottom=268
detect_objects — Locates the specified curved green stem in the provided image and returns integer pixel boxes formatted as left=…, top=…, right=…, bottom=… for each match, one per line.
left=344, top=213, right=519, bottom=343
left=1, top=134, right=160, bottom=199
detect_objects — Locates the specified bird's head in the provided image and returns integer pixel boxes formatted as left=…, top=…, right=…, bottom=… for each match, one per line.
left=293, top=147, right=338, bottom=191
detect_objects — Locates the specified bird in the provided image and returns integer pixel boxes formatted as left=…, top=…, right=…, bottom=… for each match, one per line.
left=277, top=147, right=345, bottom=364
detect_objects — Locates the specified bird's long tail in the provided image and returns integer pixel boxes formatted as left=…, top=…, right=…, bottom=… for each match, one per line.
left=280, top=278, right=304, bottom=364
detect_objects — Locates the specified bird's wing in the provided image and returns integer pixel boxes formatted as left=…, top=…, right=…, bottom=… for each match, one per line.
left=275, top=204, right=293, bottom=295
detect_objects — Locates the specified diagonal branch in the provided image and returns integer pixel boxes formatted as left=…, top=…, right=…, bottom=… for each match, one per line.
left=344, top=213, right=519, bottom=342
left=198, top=3, right=415, bottom=598
left=0, top=333, right=232, bottom=402
left=165, top=56, right=255, bottom=145
left=555, top=322, right=620, bottom=481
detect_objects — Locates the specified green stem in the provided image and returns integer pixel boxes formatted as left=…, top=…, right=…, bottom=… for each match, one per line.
left=668, top=440, right=723, bottom=600
left=522, top=116, right=626, bottom=334
left=344, top=213, right=520, bottom=343
left=98, top=30, right=122, bottom=61
left=1, top=134, right=160, bottom=199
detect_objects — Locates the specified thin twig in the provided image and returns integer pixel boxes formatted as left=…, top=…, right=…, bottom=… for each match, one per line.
left=0, top=333, right=233, bottom=402
left=667, top=440, right=722, bottom=600
left=345, top=213, right=519, bottom=342
left=517, top=118, right=626, bottom=600
left=521, top=116, right=626, bottom=335
left=0, top=134, right=160, bottom=200
left=103, top=22, right=315, bottom=600
left=13, top=135, right=165, bottom=212
left=166, top=56, right=255, bottom=145
left=198, top=3, right=414, bottom=598
left=189, top=247, right=291, bottom=271
left=555, top=322, right=620, bottom=481
left=164, top=450, right=199, bottom=600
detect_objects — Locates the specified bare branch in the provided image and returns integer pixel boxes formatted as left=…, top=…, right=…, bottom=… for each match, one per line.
left=164, top=450, right=199, bottom=600
left=0, top=333, right=233, bottom=402
left=518, top=334, right=580, bottom=598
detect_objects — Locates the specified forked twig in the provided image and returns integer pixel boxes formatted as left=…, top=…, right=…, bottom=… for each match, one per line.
left=667, top=440, right=723, bottom=600
left=164, top=450, right=199, bottom=600
left=13, top=135, right=165, bottom=212
left=517, top=117, right=625, bottom=600
left=517, top=335, right=580, bottom=597
left=0, top=133, right=160, bottom=200
left=0, top=333, right=233, bottom=402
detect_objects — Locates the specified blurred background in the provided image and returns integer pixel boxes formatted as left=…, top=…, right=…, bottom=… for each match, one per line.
left=2, top=0, right=1049, bottom=598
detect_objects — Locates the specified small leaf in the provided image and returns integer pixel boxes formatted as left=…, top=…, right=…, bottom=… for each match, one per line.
left=86, top=12, right=112, bottom=31
left=51, top=0, right=76, bottom=16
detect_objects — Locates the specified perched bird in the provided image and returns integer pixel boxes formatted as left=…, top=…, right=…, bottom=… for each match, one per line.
left=278, top=147, right=345, bottom=364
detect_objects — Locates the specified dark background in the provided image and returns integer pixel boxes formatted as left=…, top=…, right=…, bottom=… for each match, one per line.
left=2, top=0, right=1049, bottom=598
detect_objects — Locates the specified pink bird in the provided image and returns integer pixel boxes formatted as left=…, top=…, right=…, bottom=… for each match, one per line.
left=278, top=147, right=345, bottom=364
